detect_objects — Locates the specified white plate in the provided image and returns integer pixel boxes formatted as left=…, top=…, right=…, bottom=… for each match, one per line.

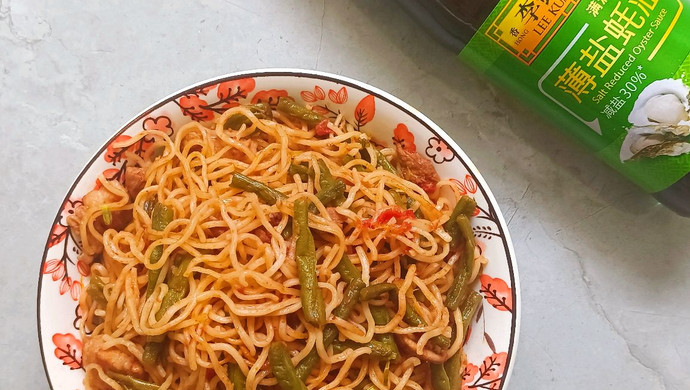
left=38, top=69, right=520, bottom=390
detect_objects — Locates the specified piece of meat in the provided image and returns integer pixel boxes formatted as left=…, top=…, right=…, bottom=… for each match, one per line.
left=395, top=144, right=440, bottom=193
left=326, top=207, right=346, bottom=230
left=314, top=119, right=334, bottom=137
left=254, top=227, right=272, bottom=243
left=82, top=335, right=145, bottom=379
left=123, top=166, right=146, bottom=200
left=268, top=212, right=282, bottom=226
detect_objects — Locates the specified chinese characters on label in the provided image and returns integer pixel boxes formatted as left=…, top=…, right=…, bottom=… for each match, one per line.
left=554, top=0, right=658, bottom=105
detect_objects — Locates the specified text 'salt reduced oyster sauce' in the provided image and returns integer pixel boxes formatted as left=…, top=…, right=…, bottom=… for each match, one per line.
left=398, top=0, right=690, bottom=216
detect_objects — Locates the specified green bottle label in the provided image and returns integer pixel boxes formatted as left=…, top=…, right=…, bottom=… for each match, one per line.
left=461, top=0, right=690, bottom=192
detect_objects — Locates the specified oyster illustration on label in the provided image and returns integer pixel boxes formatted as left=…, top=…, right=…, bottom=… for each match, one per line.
left=620, top=79, right=690, bottom=162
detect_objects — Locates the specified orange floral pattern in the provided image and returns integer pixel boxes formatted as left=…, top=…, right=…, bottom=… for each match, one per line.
left=142, top=115, right=173, bottom=135
left=392, top=123, right=416, bottom=152
left=177, top=94, right=215, bottom=122
left=251, top=89, right=289, bottom=105
left=480, top=275, right=513, bottom=313
left=354, top=94, right=375, bottom=129
left=52, top=333, right=82, bottom=370
left=301, top=86, right=326, bottom=103
left=328, top=86, right=348, bottom=104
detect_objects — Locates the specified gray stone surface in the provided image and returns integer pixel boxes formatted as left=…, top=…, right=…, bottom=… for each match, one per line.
left=1, top=0, right=689, bottom=389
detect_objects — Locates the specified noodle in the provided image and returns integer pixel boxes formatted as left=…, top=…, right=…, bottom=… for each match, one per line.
left=74, top=100, right=486, bottom=390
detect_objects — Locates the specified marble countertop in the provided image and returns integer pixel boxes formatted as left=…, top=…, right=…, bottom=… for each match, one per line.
left=1, top=1, right=689, bottom=389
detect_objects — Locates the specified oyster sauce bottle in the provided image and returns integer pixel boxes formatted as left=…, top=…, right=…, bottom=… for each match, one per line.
left=397, top=0, right=690, bottom=216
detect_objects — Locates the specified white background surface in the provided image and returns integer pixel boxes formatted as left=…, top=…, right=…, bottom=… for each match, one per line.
left=1, top=1, right=689, bottom=389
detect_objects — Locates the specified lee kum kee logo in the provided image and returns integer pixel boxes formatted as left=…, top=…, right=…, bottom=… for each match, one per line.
left=485, top=0, right=580, bottom=64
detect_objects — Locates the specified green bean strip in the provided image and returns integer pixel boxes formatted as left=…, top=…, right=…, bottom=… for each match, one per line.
left=145, top=245, right=164, bottom=298
left=224, top=103, right=273, bottom=130
left=294, top=199, right=326, bottom=326
left=445, top=268, right=471, bottom=311
left=430, top=363, right=451, bottom=390
left=295, top=255, right=363, bottom=381
left=444, top=196, right=477, bottom=248
left=375, top=149, right=397, bottom=175
left=86, top=275, right=107, bottom=305
left=461, top=291, right=483, bottom=337
left=359, top=283, right=398, bottom=301
left=444, top=351, right=463, bottom=390
left=155, top=255, right=193, bottom=320
left=269, top=343, right=308, bottom=390
left=277, top=97, right=325, bottom=127
left=228, top=363, right=247, bottom=390
left=146, top=203, right=174, bottom=297
left=288, top=164, right=311, bottom=182
left=334, top=254, right=361, bottom=284
left=403, top=298, right=451, bottom=348
left=281, top=217, right=293, bottom=240
left=309, top=180, right=346, bottom=213
left=331, top=340, right=399, bottom=360
left=144, top=254, right=193, bottom=365
left=457, top=214, right=476, bottom=271
left=108, top=372, right=159, bottom=390
left=316, top=160, right=346, bottom=206
left=369, top=306, right=400, bottom=359
left=333, top=278, right=365, bottom=319
left=151, top=203, right=174, bottom=231
left=230, top=173, right=286, bottom=205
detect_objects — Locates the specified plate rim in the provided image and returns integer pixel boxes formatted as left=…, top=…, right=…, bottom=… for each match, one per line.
left=37, top=68, right=521, bottom=390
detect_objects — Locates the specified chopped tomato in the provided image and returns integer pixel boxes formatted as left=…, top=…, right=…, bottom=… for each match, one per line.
left=362, top=206, right=416, bottom=234
left=314, top=119, right=334, bottom=137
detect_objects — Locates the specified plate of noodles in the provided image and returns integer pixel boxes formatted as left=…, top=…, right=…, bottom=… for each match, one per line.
left=38, top=69, right=519, bottom=390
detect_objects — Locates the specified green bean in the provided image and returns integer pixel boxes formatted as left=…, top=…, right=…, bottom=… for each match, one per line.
left=375, top=149, right=397, bottom=175
left=333, top=278, right=365, bottom=319
left=101, top=205, right=113, bottom=226
left=146, top=203, right=174, bottom=297
left=144, top=254, right=193, bottom=365
left=295, top=254, right=364, bottom=382
left=360, top=138, right=397, bottom=175
left=403, top=298, right=451, bottom=349
left=281, top=217, right=293, bottom=240
left=461, top=291, right=483, bottom=337
left=230, top=173, right=286, bottom=205
left=407, top=197, right=424, bottom=219
left=294, top=199, right=326, bottom=326
left=430, top=363, right=451, bottom=390
left=309, top=180, right=346, bottom=213
left=316, top=160, right=346, bottom=205
left=289, top=164, right=311, bottom=182
left=143, top=198, right=158, bottom=217
left=334, top=254, right=361, bottom=284
left=155, top=255, right=192, bottom=320
left=151, top=203, right=174, bottom=232
left=331, top=340, right=398, bottom=360
left=445, top=268, right=471, bottom=311
left=146, top=245, right=164, bottom=297
left=108, top=372, right=159, bottom=390
left=277, top=97, right=325, bottom=127
left=228, top=363, right=247, bottom=390
left=359, top=283, right=398, bottom=301
left=444, top=351, right=463, bottom=390
left=86, top=275, right=107, bottom=305
left=444, top=196, right=476, bottom=249
left=269, top=343, right=308, bottom=390
left=369, top=306, right=400, bottom=359
left=224, top=103, right=273, bottom=130
left=390, top=190, right=406, bottom=209
left=457, top=215, right=476, bottom=272
left=142, top=340, right=165, bottom=366
left=294, top=324, right=338, bottom=381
